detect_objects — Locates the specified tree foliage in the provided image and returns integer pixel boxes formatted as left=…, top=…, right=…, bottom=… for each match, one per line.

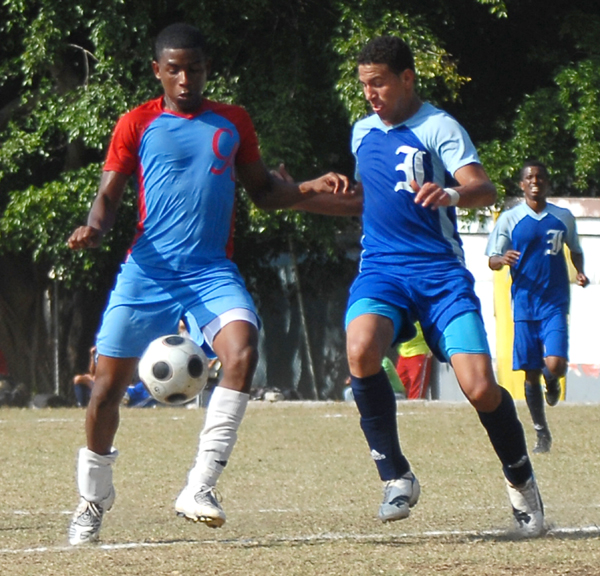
left=477, top=6, right=600, bottom=202
left=1, top=0, right=600, bottom=394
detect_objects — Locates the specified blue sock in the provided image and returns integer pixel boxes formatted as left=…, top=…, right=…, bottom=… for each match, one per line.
left=542, top=366, right=559, bottom=388
left=478, top=387, right=533, bottom=486
left=351, top=370, right=410, bottom=481
left=524, top=381, right=549, bottom=434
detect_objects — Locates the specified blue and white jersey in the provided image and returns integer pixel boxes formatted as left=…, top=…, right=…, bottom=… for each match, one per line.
left=352, top=102, right=480, bottom=274
left=486, top=202, right=583, bottom=321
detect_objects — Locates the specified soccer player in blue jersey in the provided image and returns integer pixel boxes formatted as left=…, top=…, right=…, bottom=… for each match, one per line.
left=339, top=35, right=544, bottom=536
left=487, top=160, right=589, bottom=453
left=66, top=23, right=353, bottom=545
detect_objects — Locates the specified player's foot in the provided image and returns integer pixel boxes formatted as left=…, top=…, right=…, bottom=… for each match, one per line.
left=505, top=475, right=544, bottom=537
left=378, top=471, right=420, bottom=522
left=544, top=373, right=561, bottom=406
left=68, top=488, right=115, bottom=546
left=532, top=431, right=552, bottom=454
left=175, top=484, right=226, bottom=528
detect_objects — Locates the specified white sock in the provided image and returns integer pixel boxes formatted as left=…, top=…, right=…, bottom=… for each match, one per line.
left=187, top=387, right=248, bottom=489
left=77, top=447, right=118, bottom=503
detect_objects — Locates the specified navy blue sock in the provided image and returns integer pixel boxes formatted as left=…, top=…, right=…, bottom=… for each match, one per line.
left=524, top=381, right=549, bottom=434
left=542, top=366, right=559, bottom=388
left=351, top=370, right=410, bottom=481
left=477, top=387, right=533, bottom=486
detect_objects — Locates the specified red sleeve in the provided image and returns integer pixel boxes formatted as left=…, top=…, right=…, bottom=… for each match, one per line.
left=103, top=99, right=163, bottom=175
left=231, top=106, right=261, bottom=165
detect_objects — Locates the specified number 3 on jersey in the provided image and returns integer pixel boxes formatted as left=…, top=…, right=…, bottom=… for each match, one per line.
left=394, top=145, right=426, bottom=193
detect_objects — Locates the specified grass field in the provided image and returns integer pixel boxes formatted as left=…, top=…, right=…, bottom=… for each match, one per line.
left=1, top=400, right=599, bottom=575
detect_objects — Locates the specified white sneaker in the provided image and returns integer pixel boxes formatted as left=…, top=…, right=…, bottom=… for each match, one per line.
left=68, top=488, right=115, bottom=545
left=379, top=471, right=420, bottom=522
left=505, top=475, right=545, bottom=537
left=175, top=485, right=226, bottom=528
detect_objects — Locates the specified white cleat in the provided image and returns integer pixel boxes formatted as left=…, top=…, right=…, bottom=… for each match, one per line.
left=506, top=475, right=545, bottom=537
left=379, top=471, right=420, bottom=522
left=68, top=488, right=115, bottom=545
left=175, top=485, right=226, bottom=528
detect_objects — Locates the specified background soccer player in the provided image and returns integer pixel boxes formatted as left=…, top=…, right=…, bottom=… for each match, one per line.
left=67, top=22, right=352, bottom=545
left=487, top=160, right=589, bottom=453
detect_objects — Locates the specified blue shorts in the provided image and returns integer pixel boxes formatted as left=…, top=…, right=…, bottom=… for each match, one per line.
left=345, top=301, right=489, bottom=361
left=96, top=259, right=258, bottom=358
left=345, top=265, right=485, bottom=360
left=513, top=313, right=568, bottom=371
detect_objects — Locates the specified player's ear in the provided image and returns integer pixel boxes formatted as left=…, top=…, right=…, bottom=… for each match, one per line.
left=399, top=68, right=415, bottom=91
left=152, top=60, right=161, bottom=80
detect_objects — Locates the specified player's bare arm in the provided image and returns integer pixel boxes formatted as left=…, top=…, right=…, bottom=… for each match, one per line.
left=570, top=251, right=590, bottom=287
left=68, top=171, right=130, bottom=250
left=488, top=250, right=520, bottom=271
left=270, top=163, right=363, bottom=216
left=412, top=163, right=497, bottom=210
left=237, top=159, right=352, bottom=211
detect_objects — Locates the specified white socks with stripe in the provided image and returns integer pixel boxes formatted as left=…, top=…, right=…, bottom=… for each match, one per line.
left=187, top=386, right=249, bottom=489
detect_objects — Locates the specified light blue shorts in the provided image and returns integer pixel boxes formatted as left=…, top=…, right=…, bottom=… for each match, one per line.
left=345, top=298, right=489, bottom=361
left=96, top=259, right=258, bottom=358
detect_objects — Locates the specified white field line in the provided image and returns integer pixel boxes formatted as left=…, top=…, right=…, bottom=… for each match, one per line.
left=1, top=524, right=599, bottom=556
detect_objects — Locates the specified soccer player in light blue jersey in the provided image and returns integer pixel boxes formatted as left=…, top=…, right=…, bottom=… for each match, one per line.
left=66, top=23, right=353, bottom=545
left=487, top=161, right=589, bottom=453
left=339, top=36, right=544, bottom=536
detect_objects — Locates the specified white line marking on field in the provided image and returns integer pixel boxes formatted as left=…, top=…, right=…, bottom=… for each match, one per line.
left=1, top=525, right=599, bottom=556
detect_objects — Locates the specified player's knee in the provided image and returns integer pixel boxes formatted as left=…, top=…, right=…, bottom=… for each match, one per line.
left=87, top=378, right=126, bottom=411
left=545, top=357, right=566, bottom=378
left=220, top=344, right=258, bottom=380
left=346, top=339, right=382, bottom=377
left=461, top=379, right=501, bottom=412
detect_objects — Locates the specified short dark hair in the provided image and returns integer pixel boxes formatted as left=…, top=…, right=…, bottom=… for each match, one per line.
left=154, top=23, right=208, bottom=61
left=357, top=36, right=415, bottom=74
left=520, top=159, right=549, bottom=180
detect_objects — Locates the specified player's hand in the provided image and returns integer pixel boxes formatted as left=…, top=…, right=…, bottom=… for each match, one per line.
left=300, top=172, right=352, bottom=195
left=501, top=250, right=521, bottom=267
left=410, top=180, right=454, bottom=209
left=271, top=163, right=294, bottom=183
left=68, top=226, right=104, bottom=250
left=576, top=272, right=590, bottom=288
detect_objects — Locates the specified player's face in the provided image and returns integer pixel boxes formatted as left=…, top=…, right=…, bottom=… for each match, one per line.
left=520, top=166, right=550, bottom=203
left=153, top=48, right=209, bottom=114
left=358, top=63, right=416, bottom=125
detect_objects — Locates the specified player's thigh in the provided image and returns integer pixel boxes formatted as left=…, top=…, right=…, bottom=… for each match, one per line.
left=541, top=313, right=569, bottom=362
left=184, top=263, right=258, bottom=331
left=440, top=312, right=500, bottom=409
left=513, top=320, right=544, bottom=371
left=345, top=300, right=400, bottom=375
left=97, top=299, right=182, bottom=359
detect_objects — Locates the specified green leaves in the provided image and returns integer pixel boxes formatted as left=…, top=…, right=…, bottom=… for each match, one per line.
left=0, top=164, right=136, bottom=289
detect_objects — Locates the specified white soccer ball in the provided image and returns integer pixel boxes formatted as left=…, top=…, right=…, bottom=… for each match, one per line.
left=138, top=335, right=208, bottom=405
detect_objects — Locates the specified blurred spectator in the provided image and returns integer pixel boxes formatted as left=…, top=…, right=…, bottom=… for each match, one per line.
left=395, top=322, right=432, bottom=400
left=73, top=346, right=96, bottom=407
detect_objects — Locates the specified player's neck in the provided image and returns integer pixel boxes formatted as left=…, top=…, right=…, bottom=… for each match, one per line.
left=526, top=197, right=547, bottom=214
left=385, top=95, right=422, bottom=126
